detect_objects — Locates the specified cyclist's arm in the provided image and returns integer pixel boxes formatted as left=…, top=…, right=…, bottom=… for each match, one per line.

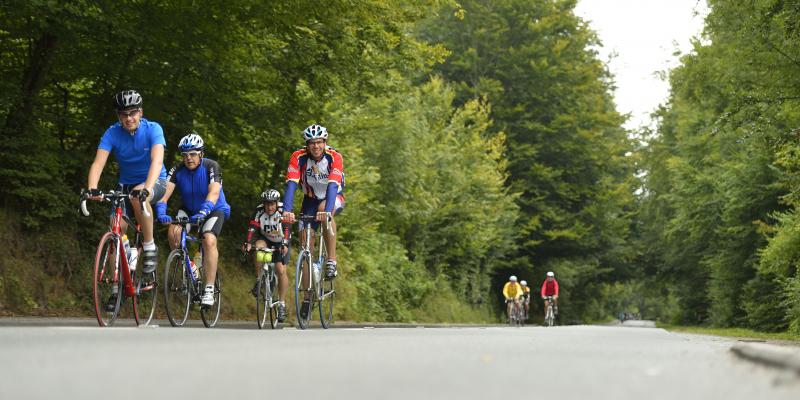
left=144, top=143, right=164, bottom=192
left=205, top=181, right=221, bottom=204
left=323, top=151, right=343, bottom=214
left=541, top=281, right=547, bottom=298
left=160, top=181, right=176, bottom=204
left=245, top=209, right=260, bottom=244
left=322, top=182, right=336, bottom=213
left=554, top=280, right=559, bottom=298
left=284, top=181, right=297, bottom=214
left=204, top=159, right=223, bottom=204
left=87, top=149, right=110, bottom=189
left=502, top=283, right=510, bottom=300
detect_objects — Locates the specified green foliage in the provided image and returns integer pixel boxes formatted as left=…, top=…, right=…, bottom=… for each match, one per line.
left=637, top=0, right=800, bottom=332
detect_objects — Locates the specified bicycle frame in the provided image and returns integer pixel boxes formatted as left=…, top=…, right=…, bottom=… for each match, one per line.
left=175, top=219, right=203, bottom=286
left=298, top=215, right=331, bottom=295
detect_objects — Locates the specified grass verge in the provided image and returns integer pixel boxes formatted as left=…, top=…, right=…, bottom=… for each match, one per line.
left=658, top=323, right=800, bottom=343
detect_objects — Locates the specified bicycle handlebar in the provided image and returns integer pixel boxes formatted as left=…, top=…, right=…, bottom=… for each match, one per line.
left=79, top=189, right=151, bottom=218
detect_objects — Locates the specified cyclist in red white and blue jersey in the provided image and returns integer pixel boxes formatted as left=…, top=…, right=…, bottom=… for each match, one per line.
left=155, top=132, right=230, bottom=309
left=282, top=124, right=344, bottom=290
left=86, top=90, right=167, bottom=283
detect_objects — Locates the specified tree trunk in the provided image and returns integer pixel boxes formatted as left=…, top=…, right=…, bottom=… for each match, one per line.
left=1, top=32, right=59, bottom=139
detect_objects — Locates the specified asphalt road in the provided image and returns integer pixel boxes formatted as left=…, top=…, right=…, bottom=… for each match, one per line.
left=1, top=320, right=797, bottom=400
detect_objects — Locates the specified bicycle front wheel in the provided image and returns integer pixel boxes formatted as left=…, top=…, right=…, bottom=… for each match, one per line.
left=200, top=271, right=221, bottom=328
left=268, top=270, right=280, bottom=329
left=133, top=245, right=157, bottom=326
left=164, top=249, right=190, bottom=327
left=319, top=278, right=334, bottom=329
left=294, top=252, right=311, bottom=330
left=93, top=232, right=122, bottom=327
left=256, top=271, right=270, bottom=329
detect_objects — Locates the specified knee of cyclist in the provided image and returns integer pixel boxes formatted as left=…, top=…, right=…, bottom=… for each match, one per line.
left=203, top=234, right=217, bottom=248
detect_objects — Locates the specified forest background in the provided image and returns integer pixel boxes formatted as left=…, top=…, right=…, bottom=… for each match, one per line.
left=1, top=0, right=799, bottom=333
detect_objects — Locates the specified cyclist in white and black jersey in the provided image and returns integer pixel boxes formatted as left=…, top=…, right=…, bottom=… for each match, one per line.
left=243, top=189, right=290, bottom=321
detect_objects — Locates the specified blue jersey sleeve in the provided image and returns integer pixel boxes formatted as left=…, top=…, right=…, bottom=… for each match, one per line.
left=284, top=181, right=297, bottom=212
left=98, top=128, right=115, bottom=152
left=150, top=122, right=166, bottom=148
left=324, top=182, right=337, bottom=213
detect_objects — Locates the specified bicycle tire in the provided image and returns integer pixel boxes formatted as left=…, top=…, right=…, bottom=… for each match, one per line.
left=93, top=232, right=122, bottom=327
left=268, top=270, right=279, bottom=329
left=295, top=251, right=311, bottom=330
left=133, top=244, right=157, bottom=326
left=256, top=271, right=270, bottom=329
left=545, top=305, right=554, bottom=327
left=319, top=278, right=334, bottom=329
left=164, top=249, right=191, bottom=327
left=200, top=271, right=221, bottom=328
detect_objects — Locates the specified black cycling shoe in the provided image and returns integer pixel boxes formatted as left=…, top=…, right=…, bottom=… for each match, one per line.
left=142, top=248, right=158, bottom=274
left=300, top=300, right=311, bottom=320
left=250, top=280, right=259, bottom=298
left=104, top=294, right=118, bottom=312
left=324, top=261, right=337, bottom=280
left=277, top=303, right=287, bottom=322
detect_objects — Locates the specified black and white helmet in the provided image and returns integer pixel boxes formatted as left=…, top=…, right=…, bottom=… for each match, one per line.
left=261, top=189, right=281, bottom=203
left=178, top=132, right=204, bottom=152
left=113, top=90, right=143, bottom=110
left=302, top=124, right=328, bottom=142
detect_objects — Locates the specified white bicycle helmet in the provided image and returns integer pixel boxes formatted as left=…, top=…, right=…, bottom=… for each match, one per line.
left=509, top=275, right=517, bottom=282
left=178, top=132, right=204, bottom=152
left=520, top=280, right=527, bottom=286
left=261, top=189, right=281, bottom=202
left=302, top=124, right=328, bottom=142
left=113, top=90, right=142, bottom=110
left=546, top=271, right=555, bottom=277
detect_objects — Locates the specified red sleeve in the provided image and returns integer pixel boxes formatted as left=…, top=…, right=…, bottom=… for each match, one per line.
left=540, top=281, right=546, bottom=298
left=286, top=149, right=304, bottom=183
left=326, top=148, right=344, bottom=188
left=554, top=280, right=559, bottom=296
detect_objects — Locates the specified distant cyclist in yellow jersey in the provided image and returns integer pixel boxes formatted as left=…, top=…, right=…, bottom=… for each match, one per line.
left=502, top=275, right=523, bottom=322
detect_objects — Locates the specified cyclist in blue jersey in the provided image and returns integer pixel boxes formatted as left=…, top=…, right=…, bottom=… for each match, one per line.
left=156, top=132, right=230, bottom=309
left=86, top=90, right=167, bottom=310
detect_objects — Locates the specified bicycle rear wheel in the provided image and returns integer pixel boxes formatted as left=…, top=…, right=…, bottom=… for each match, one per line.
left=164, top=249, right=190, bottom=327
left=294, top=252, right=311, bottom=330
left=133, top=245, right=157, bottom=326
left=93, top=232, right=122, bottom=327
left=319, top=278, right=334, bottom=329
left=256, top=271, right=270, bottom=329
left=200, top=271, right=221, bottom=328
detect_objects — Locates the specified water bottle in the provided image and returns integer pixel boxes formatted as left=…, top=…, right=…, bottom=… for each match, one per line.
left=191, top=251, right=202, bottom=279
left=128, top=247, right=138, bottom=271
left=312, top=261, right=321, bottom=284
left=122, top=235, right=133, bottom=269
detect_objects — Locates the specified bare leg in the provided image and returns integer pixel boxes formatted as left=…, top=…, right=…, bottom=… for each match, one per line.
left=202, top=233, right=218, bottom=286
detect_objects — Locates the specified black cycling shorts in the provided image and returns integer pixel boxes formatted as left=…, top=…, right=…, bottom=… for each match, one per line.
left=177, top=209, right=226, bottom=237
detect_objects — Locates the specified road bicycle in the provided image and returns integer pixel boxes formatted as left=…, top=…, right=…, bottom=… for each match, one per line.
left=80, top=190, right=157, bottom=327
left=544, top=296, right=556, bottom=327
left=294, top=214, right=335, bottom=329
left=162, top=217, right=222, bottom=328
left=507, top=298, right=523, bottom=327
left=247, top=247, right=280, bottom=329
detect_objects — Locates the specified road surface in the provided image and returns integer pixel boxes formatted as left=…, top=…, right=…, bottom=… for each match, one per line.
left=0, top=320, right=797, bottom=399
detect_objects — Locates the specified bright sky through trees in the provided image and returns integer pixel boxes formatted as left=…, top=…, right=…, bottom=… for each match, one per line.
left=575, top=0, right=709, bottom=129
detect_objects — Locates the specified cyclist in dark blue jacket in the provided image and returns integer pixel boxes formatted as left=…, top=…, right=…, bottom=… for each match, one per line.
left=156, top=132, right=230, bottom=309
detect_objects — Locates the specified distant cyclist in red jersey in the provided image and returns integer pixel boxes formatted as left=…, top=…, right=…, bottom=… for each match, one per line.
left=540, top=271, right=559, bottom=317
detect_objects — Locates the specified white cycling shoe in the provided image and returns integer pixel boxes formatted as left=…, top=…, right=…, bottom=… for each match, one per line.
left=201, top=285, right=215, bottom=309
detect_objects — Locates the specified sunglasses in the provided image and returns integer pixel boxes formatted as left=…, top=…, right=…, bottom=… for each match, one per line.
left=181, top=151, right=201, bottom=158
left=117, top=109, right=140, bottom=118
